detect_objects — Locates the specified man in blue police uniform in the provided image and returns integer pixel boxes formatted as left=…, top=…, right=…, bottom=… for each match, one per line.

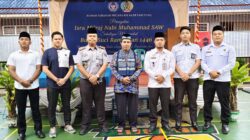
left=110, top=34, right=142, bottom=133
left=201, top=25, right=236, bottom=134
left=172, top=26, right=201, bottom=131
left=75, top=27, right=109, bottom=135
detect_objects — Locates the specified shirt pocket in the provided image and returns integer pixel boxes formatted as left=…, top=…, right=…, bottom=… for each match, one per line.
left=220, top=51, right=229, bottom=57
left=96, top=53, right=103, bottom=65
left=190, top=51, right=197, bottom=60
left=205, top=52, right=213, bottom=57
left=176, top=51, right=184, bottom=62
left=82, top=54, right=90, bottom=68
left=150, top=58, right=157, bottom=67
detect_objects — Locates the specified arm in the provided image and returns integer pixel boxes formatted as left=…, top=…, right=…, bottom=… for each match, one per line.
left=75, top=50, right=91, bottom=79
left=96, top=49, right=109, bottom=77
left=8, top=65, right=23, bottom=83
left=188, top=46, right=201, bottom=75
left=28, top=53, right=42, bottom=83
left=42, top=66, right=59, bottom=82
left=28, top=65, right=41, bottom=83
left=144, top=52, right=155, bottom=78
left=201, top=47, right=212, bottom=73
left=188, top=59, right=201, bottom=75
left=218, top=46, right=236, bottom=74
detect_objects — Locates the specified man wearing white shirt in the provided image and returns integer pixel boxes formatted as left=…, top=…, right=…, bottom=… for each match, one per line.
left=144, top=32, right=175, bottom=132
left=7, top=32, right=45, bottom=140
left=201, top=25, right=236, bottom=134
left=172, top=26, right=201, bottom=131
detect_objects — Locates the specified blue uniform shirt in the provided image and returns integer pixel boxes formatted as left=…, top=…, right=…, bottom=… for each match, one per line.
left=201, top=42, right=236, bottom=82
left=172, top=42, right=201, bottom=79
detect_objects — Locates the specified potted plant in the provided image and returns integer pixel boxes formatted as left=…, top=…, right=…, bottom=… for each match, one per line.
left=55, top=70, right=80, bottom=127
left=230, top=61, right=250, bottom=121
left=0, top=64, right=17, bottom=128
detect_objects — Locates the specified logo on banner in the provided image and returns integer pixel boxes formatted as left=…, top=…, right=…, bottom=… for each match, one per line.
left=121, top=1, right=134, bottom=12
left=108, top=2, right=119, bottom=12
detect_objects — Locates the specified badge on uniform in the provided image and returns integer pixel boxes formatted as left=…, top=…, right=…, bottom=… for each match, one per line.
left=151, top=56, right=156, bottom=67
left=162, top=58, right=167, bottom=70
left=191, top=53, right=197, bottom=59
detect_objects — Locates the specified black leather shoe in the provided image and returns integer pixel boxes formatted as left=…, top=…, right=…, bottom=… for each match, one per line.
left=222, top=124, right=230, bottom=134
left=79, top=126, right=89, bottom=135
left=149, top=124, right=156, bottom=133
left=17, top=133, right=26, bottom=140
left=203, top=122, right=212, bottom=131
left=192, top=122, right=199, bottom=131
left=162, top=124, right=171, bottom=131
left=100, top=125, right=109, bottom=133
left=35, top=130, right=45, bottom=138
left=175, top=122, right=182, bottom=131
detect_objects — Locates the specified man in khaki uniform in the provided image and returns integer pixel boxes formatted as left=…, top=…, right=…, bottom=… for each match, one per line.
left=75, top=27, right=109, bottom=135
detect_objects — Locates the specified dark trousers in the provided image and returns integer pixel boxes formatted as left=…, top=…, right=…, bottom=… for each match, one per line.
left=148, top=88, right=170, bottom=125
left=47, top=87, right=71, bottom=127
left=80, top=78, right=106, bottom=128
left=115, top=92, right=138, bottom=127
left=203, top=80, right=230, bottom=124
left=15, top=88, right=42, bottom=134
left=174, top=78, right=199, bottom=123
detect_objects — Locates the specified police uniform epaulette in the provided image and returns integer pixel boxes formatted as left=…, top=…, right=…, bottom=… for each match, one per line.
left=78, top=47, right=86, bottom=51
left=98, top=46, right=105, bottom=49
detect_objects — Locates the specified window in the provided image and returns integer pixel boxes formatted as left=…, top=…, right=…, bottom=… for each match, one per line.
left=16, top=26, right=28, bottom=34
left=2, top=26, right=15, bottom=35
left=29, top=26, right=40, bottom=34
left=2, top=25, right=40, bottom=35
left=189, top=23, right=209, bottom=32
left=221, top=22, right=234, bottom=31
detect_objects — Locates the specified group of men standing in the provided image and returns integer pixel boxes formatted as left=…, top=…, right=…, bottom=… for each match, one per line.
left=7, top=25, right=236, bottom=140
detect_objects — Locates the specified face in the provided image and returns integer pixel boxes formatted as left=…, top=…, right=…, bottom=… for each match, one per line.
left=154, top=37, right=165, bottom=49
left=18, top=37, right=31, bottom=49
left=121, top=39, right=132, bottom=51
left=52, top=34, right=63, bottom=48
left=87, top=33, right=98, bottom=46
left=212, top=30, right=224, bottom=44
left=180, top=29, right=191, bottom=42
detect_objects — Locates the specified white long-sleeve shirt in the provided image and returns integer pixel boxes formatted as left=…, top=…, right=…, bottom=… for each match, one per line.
left=201, top=42, right=236, bottom=82
left=144, top=48, right=175, bottom=88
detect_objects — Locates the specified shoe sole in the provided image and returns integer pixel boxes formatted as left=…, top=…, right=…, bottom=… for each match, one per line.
left=64, top=129, right=76, bottom=134
left=49, top=134, right=56, bottom=138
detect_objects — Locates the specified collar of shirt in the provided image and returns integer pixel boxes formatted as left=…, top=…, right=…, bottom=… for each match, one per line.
left=120, top=49, right=132, bottom=54
left=179, top=41, right=192, bottom=47
left=151, top=48, right=168, bottom=55
left=18, top=49, right=33, bottom=53
left=86, top=45, right=98, bottom=51
left=210, top=42, right=227, bottom=48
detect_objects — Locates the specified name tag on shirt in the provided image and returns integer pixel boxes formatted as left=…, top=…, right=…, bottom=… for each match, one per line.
left=57, top=49, right=70, bottom=68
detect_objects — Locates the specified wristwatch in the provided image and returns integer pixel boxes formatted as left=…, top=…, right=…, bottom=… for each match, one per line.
left=95, top=74, right=100, bottom=79
left=29, top=80, right=33, bottom=84
left=188, top=73, right=192, bottom=77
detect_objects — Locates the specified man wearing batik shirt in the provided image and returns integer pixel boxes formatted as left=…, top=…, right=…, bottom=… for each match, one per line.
left=110, top=34, right=142, bottom=133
